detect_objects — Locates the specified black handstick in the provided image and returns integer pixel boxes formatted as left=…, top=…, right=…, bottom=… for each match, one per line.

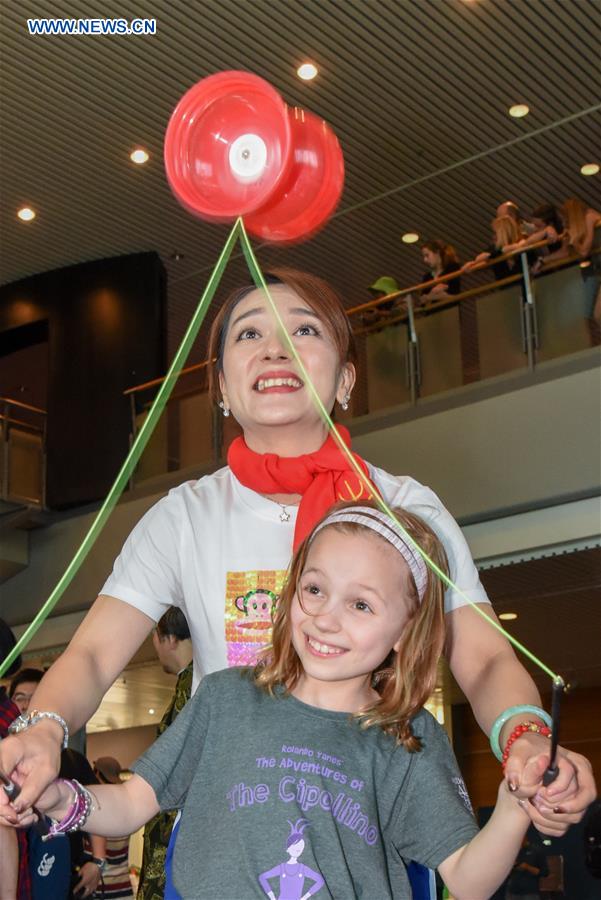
left=0, top=768, right=20, bottom=801
left=0, top=769, right=49, bottom=836
left=542, top=678, right=565, bottom=787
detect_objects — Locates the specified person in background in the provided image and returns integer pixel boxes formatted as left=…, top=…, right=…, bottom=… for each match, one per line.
left=496, top=201, right=534, bottom=237
left=365, top=276, right=402, bottom=323
left=562, top=196, right=601, bottom=344
left=508, top=204, right=568, bottom=267
left=9, top=668, right=45, bottom=715
left=0, top=619, right=31, bottom=899
left=419, top=240, right=462, bottom=301
left=506, top=835, right=548, bottom=900
left=8, top=667, right=71, bottom=898
left=464, top=216, right=523, bottom=280
left=137, top=608, right=193, bottom=900
left=93, top=757, right=135, bottom=899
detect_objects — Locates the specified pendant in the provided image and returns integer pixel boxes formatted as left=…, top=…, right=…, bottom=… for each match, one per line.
left=279, top=508, right=290, bottom=522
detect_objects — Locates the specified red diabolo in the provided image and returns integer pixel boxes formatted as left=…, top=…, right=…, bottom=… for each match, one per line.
left=164, top=71, right=344, bottom=242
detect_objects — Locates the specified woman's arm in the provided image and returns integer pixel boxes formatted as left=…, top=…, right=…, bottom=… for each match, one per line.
left=445, top=604, right=597, bottom=830
left=0, top=595, right=155, bottom=814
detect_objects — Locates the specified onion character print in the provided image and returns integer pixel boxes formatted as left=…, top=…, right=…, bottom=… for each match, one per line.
left=258, top=818, right=325, bottom=900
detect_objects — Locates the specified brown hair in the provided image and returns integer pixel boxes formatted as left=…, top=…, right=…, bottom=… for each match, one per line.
left=491, top=215, right=521, bottom=249
left=207, top=268, right=357, bottom=405
left=254, top=500, right=448, bottom=751
left=421, top=240, right=460, bottom=270
left=562, top=197, right=588, bottom=254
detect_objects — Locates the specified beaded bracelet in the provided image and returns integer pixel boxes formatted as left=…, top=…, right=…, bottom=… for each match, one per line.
left=501, top=721, right=552, bottom=771
left=8, top=709, right=69, bottom=750
left=42, top=779, right=93, bottom=842
left=489, top=704, right=552, bottom=762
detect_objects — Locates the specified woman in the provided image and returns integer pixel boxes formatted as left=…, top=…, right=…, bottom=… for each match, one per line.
left=463, top=217, right=539, bottom=293
left=0, top=268, right=594, bottom=839
left=464, top=216, right=522, bottom=280
left=562, top=196, right=601, bottom=342
left=506, top=203, right=569, bottom=267
left=419, top=240, right=462, bottom=301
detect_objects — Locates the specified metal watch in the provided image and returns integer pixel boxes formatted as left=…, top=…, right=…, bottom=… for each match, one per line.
left=91, top=856, right=107, bottom=873
left=8, top=709, right=69, bottom=749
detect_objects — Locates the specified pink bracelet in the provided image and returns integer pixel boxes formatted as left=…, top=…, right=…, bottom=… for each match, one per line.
left=43, top=779, right=93, bottom=842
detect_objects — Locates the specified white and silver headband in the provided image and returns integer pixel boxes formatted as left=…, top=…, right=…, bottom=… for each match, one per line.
left=310, top=506, right=429, bottom=602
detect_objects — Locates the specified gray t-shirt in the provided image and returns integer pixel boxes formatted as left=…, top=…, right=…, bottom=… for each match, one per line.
left=133, top=668, right=478, bottom=899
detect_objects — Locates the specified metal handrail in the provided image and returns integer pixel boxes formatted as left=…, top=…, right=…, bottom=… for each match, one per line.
left=122, top=238, right=583, bottom=401
left=0, top=412, right=45, bottom=434
left=346, top=236, right=562, bottom=319
left=0, top=396, right=47, bottom=415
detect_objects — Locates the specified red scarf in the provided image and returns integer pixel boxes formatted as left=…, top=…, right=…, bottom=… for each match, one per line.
left=227, top=425, right=378, bottom=549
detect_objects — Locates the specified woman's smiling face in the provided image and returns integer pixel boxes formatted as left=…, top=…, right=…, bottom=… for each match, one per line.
left=219, top=285, right=354, bottom=451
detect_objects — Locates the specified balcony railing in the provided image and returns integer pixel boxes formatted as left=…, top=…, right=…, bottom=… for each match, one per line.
left=0, top=397, right=47, bottom=507
left=123, top=245, right=597, bottom=487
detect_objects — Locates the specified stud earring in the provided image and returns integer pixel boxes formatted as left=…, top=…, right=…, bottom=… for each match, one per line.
left=341, top=393, right=351, bottom=411
left=219, top=400, right=230, bottom=418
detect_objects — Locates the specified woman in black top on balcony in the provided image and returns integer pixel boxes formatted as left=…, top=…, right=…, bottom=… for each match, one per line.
left=506, top=203, right=569, bottom=267
left=464, top=217, right=538, bottom=283
left=419, top=240, right=462, bottom=302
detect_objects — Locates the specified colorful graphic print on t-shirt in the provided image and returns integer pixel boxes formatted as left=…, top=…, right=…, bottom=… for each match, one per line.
left=225, top=569, right=287, bottom=667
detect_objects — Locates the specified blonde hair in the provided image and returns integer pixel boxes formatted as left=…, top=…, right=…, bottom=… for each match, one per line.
left=491, top=215, right=520, bottom=249
left=562, top=197, right=588, bottom=254
left=254, top=500, right=448, bottom=751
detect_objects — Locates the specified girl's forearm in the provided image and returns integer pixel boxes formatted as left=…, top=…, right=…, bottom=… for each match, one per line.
left=45, top=776, right=159, bottom=838
left=440, top=786, right=529, bottom=899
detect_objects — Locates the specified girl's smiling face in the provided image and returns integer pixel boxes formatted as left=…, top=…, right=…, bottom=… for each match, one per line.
left=289, top=527, right=415, bottom=711
left=219, top=285, right=354, bottom=453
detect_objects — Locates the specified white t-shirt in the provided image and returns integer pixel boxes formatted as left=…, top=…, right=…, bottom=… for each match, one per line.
left=102, top=465, right=489, bottom=692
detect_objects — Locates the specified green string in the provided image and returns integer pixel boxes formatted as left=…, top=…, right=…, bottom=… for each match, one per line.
left=1, top=216, right=560, bottom=685
left=238, top=220, right=560, bottom=683
left=0, top=220, right=242, bottom=678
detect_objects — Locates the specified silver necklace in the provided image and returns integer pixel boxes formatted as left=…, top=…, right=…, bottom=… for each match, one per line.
left=276, top=502, right=290, bottom=522
left=265, top=496, right=292, bottom=522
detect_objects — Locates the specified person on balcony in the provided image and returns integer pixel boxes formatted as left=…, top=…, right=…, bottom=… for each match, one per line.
left=562, top=196, right=601, bottom=344
left=419, top=241, right=462, bottom=302
left=463, top=217, right=538, bottom=283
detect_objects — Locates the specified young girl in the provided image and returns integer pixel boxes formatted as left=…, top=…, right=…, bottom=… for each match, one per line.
left=11, top=502, right=543, bottom=899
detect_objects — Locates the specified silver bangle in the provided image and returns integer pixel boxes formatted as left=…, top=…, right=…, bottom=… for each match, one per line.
left=8, top=709, right=69, bottom=750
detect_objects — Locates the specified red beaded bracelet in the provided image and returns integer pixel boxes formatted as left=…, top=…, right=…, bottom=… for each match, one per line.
left=502, top=721, right=552, bottom=770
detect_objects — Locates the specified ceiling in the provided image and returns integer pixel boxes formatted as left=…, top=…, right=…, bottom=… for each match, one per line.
left=1, top=0, right=600, bottom=368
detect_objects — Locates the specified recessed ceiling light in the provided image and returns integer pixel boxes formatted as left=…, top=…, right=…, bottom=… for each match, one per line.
left=130, top=148, right=149, bottom=165
left=402, top=232, right=420, bottom=244
left=499, top=612, right=518, bottom=621
left=580, top=163, right=599, bottom=176
left=297, top=63, right=318, bottom=81
left=508, top=104, right=529, bottom=118
left=17, top=206, right=36, bottom=222
left=148, top=708, right=156, bottom=714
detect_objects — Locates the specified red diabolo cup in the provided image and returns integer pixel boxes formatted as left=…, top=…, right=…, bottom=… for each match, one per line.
left=164, top=71, right=345, bottom=243
left=244, top=107, right=344, bottom=243
left=164, top=71, right=292, bottom=222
